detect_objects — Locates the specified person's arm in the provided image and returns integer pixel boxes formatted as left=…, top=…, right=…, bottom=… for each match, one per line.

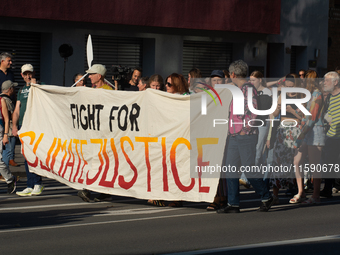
left=1, top=98, right=9, bottom=145
left=273, top=95, right=281, bottom=117
left=294, top=91, right=323, bottom=148
left=266, top=77, right=284, bottom=88
left=12, top=100, right=21, bottom=137
left=286, top=105, right=303, bottom=120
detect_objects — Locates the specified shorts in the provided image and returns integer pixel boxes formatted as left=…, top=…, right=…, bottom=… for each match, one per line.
left=304, top=125, right=325, bottom=146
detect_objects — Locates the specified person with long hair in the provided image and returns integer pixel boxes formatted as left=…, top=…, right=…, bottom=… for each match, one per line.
left=249, top=71, right=272, bottom=166
left=167, top=73, right=189, bottom=207
left=188, top=68, right=201, bottom=86
left=165, top=73, right=189, bottom=95
left=270, top=74, right=304, bottom=200
left=290, top=70, right=325, bottom=204
left=147, top=74, right=163, bottom=90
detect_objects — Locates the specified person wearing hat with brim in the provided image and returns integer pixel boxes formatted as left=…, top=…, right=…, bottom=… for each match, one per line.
left=13, top=64, right=44, bottom=197
left=210, top=70, right=225, bottom=88
left=0, top=80, right=17, bottom=194
left=77, top=64, right=113, bottom=202
left=86, top=64, right=113, bottom=90
left=1, top=80, right=19, bottom=167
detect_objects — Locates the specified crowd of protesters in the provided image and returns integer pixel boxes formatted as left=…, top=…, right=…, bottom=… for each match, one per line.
left=1, top=52, right=340, bottom=214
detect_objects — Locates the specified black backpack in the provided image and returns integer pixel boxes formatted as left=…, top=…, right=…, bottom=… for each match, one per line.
left=242, top=83, right=272, bottom=125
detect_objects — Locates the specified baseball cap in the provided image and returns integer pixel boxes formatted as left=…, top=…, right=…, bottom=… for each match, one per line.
left=2, top=80, right=18, bottom=91
left=86, top=64, right=107, bottom=76
left=21, top=64, right=34, bottom=73
left=210, top=70, right=224, bottom=78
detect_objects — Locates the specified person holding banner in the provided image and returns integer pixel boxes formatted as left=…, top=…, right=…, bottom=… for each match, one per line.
left=165, top=73, right=190, bottom=207
left=13, top=64, right=44, bottom=196
left=86, top=64, right=113, bottom=90
left=77, top=64, right=113, bottom=202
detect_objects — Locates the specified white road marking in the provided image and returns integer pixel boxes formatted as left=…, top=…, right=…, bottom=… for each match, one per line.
left=166, top=235, right=340, bottom=255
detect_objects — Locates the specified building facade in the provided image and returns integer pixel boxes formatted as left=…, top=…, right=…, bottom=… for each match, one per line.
left=0, top=0, right=329, bottom=86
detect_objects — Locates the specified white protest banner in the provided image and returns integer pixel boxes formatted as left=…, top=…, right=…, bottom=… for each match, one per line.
left=19, top=84, right=232, bottom=202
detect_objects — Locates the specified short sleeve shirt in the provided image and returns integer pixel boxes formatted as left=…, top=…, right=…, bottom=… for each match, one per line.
left=0, top=69, right=15, bottom=86
left=17, top=85, right=31, bottom=126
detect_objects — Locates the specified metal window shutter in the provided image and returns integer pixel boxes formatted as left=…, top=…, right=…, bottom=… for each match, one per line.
left=84, top=34, right=143, bottom=79
left=183, top=41, right=233, bottom=77
left=0, top=30, right=41, bottom=88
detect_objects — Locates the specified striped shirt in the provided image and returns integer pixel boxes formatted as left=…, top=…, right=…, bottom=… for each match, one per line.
left=327, top=91, right=340, bottom=138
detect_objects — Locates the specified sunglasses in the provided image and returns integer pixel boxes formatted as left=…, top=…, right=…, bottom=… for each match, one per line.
left=166, top=82, right=172, bottom=87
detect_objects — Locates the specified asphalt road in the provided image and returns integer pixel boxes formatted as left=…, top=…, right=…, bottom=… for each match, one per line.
left=1, top=177, right=340, bottom=255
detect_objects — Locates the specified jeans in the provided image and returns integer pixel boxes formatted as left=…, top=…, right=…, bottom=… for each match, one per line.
left=24, top=160, right=42, bottom=188
left=0, top=133, right=14, bottom=183
left=225, top=134, right=271, bottom=206
left=240, top=125, right=270, bottom=183
left=2, top=135, right=16, bottom=166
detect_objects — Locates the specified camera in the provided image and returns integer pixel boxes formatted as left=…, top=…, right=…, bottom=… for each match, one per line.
left=111, top=65, right=132, bottom=81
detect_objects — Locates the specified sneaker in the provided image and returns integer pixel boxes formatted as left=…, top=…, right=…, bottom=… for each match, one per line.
left=258, top=197, right=274, bottom=212
left=7, top=176, right=17, bottom=194
left=78, top=189, right=91, bottom=202
left=216, top=205, right=240, bottom=213
left=31, top=185, right=44, bottom=196
left=16, top=187, right=33, bottom=197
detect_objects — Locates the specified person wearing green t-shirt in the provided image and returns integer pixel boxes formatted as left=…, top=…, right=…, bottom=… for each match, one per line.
left=12, top=64, right=44, bottom=197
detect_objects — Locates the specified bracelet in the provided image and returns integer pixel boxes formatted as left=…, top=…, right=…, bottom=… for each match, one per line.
left=4, top=133, right=8, bottom=135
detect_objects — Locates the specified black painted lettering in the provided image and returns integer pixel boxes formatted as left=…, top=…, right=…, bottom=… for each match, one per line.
left=129, top=103, right=140, bottom=131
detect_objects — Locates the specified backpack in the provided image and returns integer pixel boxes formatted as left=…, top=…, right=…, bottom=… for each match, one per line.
left=242, top=83, right=272, bottom=126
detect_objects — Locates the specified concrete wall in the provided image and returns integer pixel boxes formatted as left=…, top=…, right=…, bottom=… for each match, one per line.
left=268, top=0, right=329, bottom=76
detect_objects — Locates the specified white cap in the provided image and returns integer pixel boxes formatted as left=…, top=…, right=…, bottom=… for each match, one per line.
left=21, top=64, right=34, bottom=73
left=86, top=64, right=106, bottom=76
